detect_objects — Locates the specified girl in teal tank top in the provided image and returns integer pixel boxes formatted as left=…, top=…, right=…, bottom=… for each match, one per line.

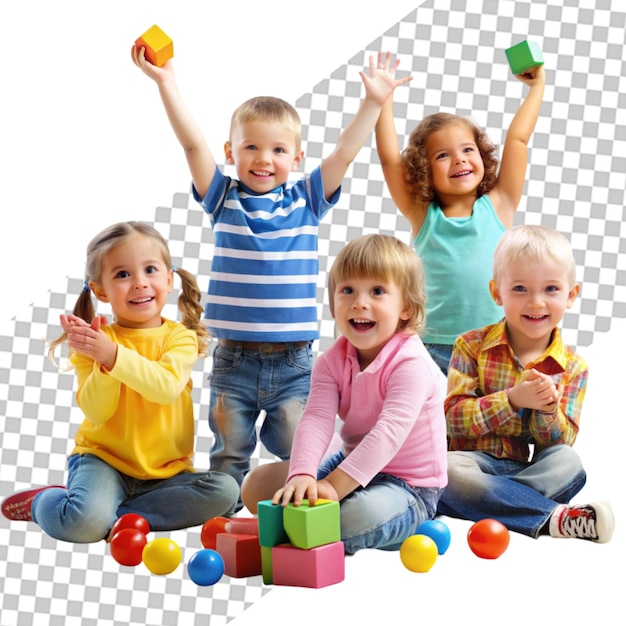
left=374, top=51, right=546, bottom=373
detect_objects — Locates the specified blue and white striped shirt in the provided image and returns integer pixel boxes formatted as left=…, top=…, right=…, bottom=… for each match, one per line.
left=193, top=166, right=339, bottom=342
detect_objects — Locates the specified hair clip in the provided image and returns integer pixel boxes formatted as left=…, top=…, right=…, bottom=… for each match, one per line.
left=83, top=280, right=91, bottom=292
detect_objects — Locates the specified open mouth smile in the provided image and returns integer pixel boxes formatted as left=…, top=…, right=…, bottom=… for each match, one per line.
left=349, top=318, right=376, bottom=331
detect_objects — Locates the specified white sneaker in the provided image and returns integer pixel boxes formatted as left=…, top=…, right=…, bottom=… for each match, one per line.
left=549, top=501, right=615, bottom=543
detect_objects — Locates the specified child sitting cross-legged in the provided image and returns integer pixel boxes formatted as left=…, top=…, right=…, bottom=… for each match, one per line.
left=437, top=224, right=615, bottom=543
left=241, top=234, right=448, bottom=554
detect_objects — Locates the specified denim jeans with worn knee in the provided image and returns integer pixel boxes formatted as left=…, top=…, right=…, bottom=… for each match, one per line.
left=208, top=342, right=312, bottom=488
left=31, top=454, right=239, bottom=543
left=318, top=451, right=443, bottom=555
left=437, top=445, right=586, bottom=538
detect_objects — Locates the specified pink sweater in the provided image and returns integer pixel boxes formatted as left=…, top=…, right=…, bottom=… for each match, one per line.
left=288, top=332, right=448, bottom=488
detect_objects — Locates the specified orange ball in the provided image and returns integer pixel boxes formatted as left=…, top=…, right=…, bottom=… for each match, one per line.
left=200, top=517, right=229, bottom=550
left=467, top=519, right=510, bottom=559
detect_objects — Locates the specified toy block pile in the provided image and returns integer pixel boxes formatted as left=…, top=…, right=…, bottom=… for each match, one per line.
left=212, top=499, right=345, bottom=588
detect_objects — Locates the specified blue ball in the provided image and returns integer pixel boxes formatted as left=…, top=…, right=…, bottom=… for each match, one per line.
left=187, top=549, right=225, bottom=586
left=415, top=520, right=451, bottom=555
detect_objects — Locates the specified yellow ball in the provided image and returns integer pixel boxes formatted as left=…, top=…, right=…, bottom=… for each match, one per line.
left=142, top=537, right=182, bottom=575
left=399, top=534, right=438, bottom=573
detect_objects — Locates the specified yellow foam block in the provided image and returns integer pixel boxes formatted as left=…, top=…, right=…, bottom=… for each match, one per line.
left=135, top=25, right=173, bottom=67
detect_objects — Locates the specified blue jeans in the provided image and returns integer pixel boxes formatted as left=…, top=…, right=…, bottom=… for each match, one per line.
left=437, top=445, right=586, bottom=538
left=318, top=451, right=444, bottom=555
left=31, top=454, right=239, bottom=543
left=425, top=343, right=453, bottom=375
left=208, top=342, right=312, bottom=488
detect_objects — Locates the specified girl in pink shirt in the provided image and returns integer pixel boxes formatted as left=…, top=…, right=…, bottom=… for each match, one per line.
left=242, top=234, right=447, bottom=553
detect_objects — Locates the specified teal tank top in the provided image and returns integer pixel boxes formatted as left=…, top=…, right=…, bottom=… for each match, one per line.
left=414, top=195, right=505, bottom=345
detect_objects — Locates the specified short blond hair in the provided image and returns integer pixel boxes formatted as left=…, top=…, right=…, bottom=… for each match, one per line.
left=493, top=224, right=577, bottom=288
left=328, top=234, right=426, bottom=334
left=229, top=96, right=302, bottom=152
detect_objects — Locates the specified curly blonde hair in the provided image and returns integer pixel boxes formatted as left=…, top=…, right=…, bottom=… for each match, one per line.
left=48, top=221, right=208, bottom=362
left=401, top=113, right=499, bottom=206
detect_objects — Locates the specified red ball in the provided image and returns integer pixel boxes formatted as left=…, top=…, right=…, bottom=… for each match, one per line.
left=110, top=528, right=148, bottom=566
left=110, top=513, right=150, bottom=537
left=467, top=518, right=510, bottom=559
left=200, top=517, right=229, bottom=550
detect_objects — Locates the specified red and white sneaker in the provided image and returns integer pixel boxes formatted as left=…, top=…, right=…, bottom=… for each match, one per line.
left=1, top=485, right=65, bottom=521
left=549, top=501, right=615, bottom=543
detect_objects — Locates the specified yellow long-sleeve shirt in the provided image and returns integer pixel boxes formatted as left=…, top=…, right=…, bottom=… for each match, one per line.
left=71, top=318, right=199, bottom=480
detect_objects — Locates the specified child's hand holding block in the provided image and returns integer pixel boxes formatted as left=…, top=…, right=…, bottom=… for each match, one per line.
left=135, top=25, right=173, bottom=67
left=505, top=40, right=544, bottom=75
left=257, top=500, right=290, bottom=547
left=283, top=498, right=340, bottom=550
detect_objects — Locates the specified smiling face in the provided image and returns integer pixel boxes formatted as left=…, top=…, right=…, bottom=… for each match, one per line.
left=425, top=121, right=485, bottom=201
left=489, top=257, right=580, bottom=357
left=332, top=276, right=410, bottom=370
left=91, top=233, right=173, bottom=329
left=225, top=119, right=304, bottom=193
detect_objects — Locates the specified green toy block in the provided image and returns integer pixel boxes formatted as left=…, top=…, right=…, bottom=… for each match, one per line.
left=257, top=500, right=289, bottom=547
left=505, top=40, right=544, bottom=75
left=261, top=546, right=273, bottom=585
left=283, top=499, right=340, bottom=550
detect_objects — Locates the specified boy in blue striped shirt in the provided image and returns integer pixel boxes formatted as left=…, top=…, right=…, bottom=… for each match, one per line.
left=132, top=46, right=411, bottom=499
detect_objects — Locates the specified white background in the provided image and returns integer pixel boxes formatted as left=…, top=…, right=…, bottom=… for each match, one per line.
left=0, top=0, right=418, bottom=322
left=0, top=2, right=621, bottom=624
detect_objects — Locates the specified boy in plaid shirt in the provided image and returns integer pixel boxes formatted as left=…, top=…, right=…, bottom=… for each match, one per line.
left=437, top=225, right=614, bottom=542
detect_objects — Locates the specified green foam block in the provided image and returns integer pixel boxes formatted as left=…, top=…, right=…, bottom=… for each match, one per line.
left=283, top=499, right=341, bottom=550
left=505, top=40, right=544, bottom=75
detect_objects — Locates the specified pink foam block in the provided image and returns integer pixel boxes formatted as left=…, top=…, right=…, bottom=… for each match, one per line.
left=215, top=533, right=262, bottom=578
left=225, top=517, right=259, bottom=536
left=272, top=541, right=345, bottom=588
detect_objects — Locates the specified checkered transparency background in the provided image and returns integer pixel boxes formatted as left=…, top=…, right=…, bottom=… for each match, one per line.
left=1, top=1, right=624, bottom=624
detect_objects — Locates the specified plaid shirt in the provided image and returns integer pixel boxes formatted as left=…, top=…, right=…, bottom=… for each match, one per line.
left=445, top=320, right=588, bottom=462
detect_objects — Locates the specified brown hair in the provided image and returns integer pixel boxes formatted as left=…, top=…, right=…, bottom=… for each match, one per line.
left=401, top=113, right=498, bottom=206
left=328, top=234, right=427, bottom=334
left=48, top=221, right=208, bottom=362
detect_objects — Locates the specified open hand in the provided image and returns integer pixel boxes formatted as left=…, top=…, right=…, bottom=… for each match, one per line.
left=360, top=51, right=413, bottom=106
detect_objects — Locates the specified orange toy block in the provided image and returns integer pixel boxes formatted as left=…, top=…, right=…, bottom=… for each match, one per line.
left=135, top=25, right=173, bottom=67
left=215, top=533, right=262, bottom=578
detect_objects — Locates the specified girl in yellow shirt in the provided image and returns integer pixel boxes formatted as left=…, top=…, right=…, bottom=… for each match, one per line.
left=1, top=221, right=238, bottom=542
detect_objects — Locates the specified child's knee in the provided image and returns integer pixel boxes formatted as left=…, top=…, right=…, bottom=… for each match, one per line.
left=241, top=462, right=289, bottom=513
left=446, top=452, right=487, bottom=495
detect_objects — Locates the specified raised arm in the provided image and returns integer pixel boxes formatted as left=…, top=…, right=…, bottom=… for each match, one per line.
left=490, top=65, right=546, bottom=226
left=131, top=46, right=216, bottom=198
left=375, top=70, right=424, bottom=233
left=320, top=52, right=412, bottom=201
